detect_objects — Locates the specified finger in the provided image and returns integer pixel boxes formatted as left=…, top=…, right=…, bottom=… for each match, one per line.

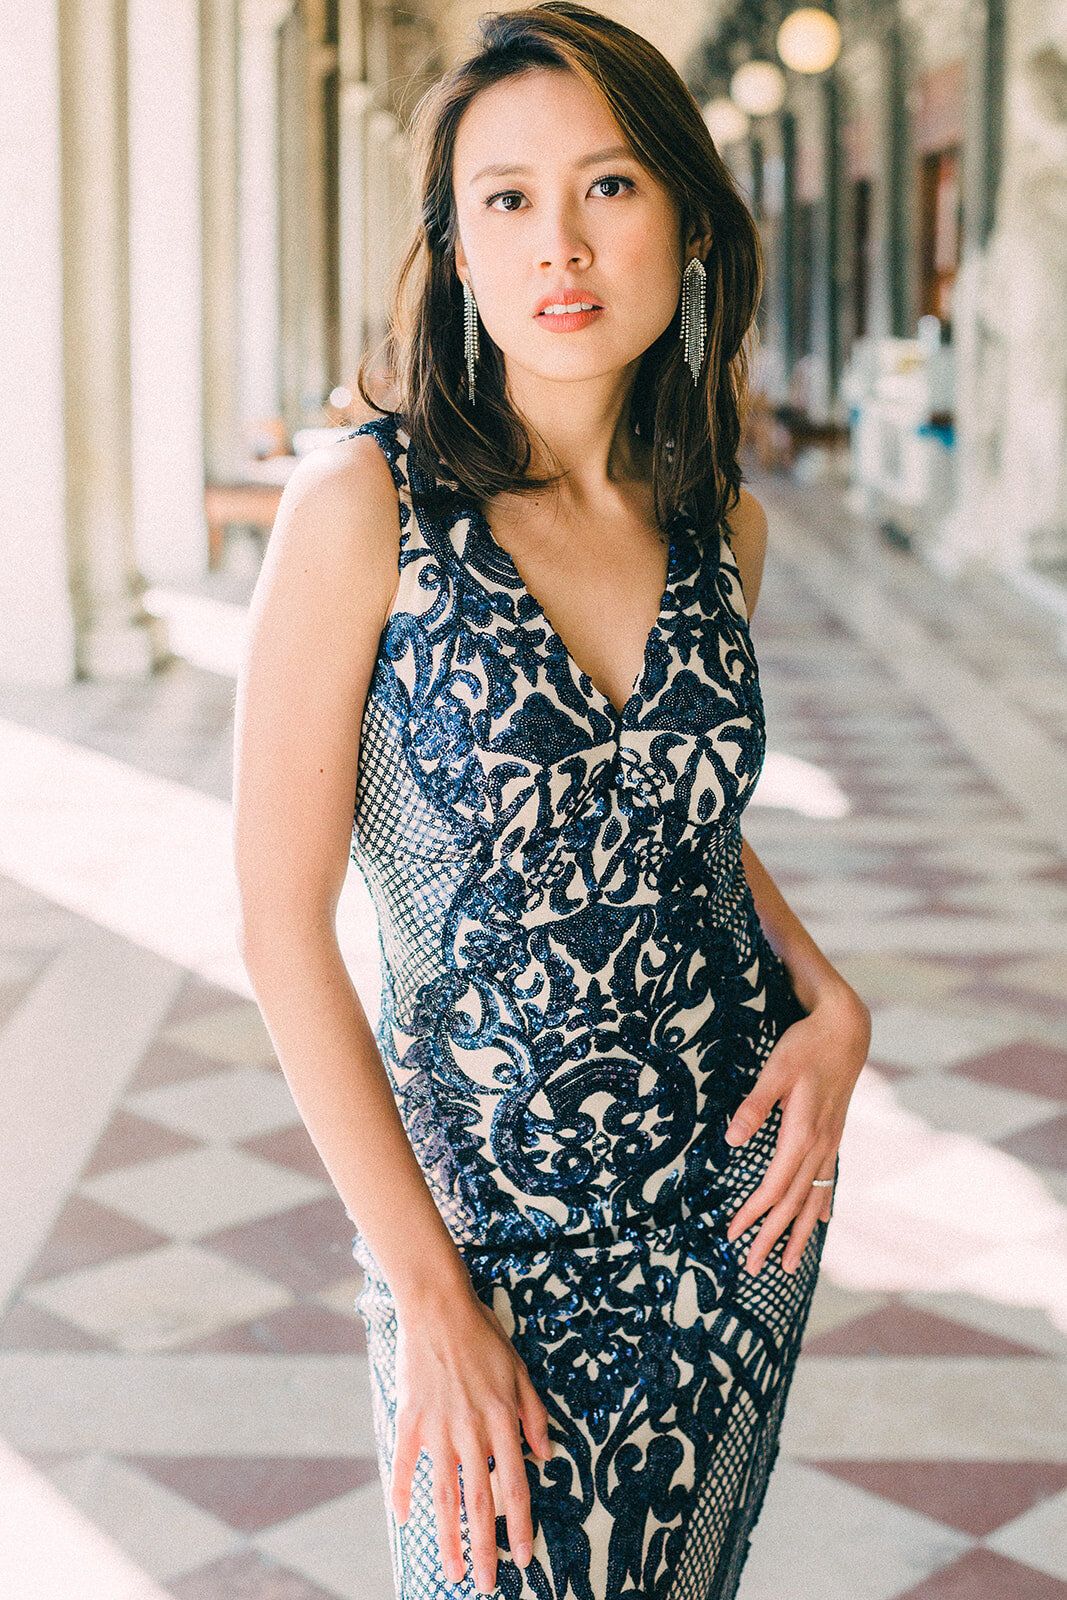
left=389, top=1415, right=421, bottom=1524
left=459, top=1447, right=499, bottom=1595
left=429, top=1439, right=465, bottom=1586
left=782, top=1184, right=827, bottom=1272
left=725, top=1123, right=812, bottom=1240
left=723, top=1073, right=785, bottom=1146
left=744, top=1153, right=827, bottom=1274
left=515, top=1362, right=552, bottom=1461
left=490, top=1431, right=535, bottom=1570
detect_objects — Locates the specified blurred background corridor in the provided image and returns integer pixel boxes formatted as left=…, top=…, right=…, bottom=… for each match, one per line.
left=1, top=1, right=1066, bottom=1596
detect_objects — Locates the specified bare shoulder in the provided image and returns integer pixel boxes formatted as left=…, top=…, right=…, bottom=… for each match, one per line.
left=238, top=427, right=404, bottom=736
left=722, top=485, right=768, bottom=619
left=233, top=428, right=406, bottom=905
left=256, top=430, right=403, bottom=622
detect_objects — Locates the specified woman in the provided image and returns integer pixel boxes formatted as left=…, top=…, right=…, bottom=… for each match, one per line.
left=233, top=5, right=871, bottom=1597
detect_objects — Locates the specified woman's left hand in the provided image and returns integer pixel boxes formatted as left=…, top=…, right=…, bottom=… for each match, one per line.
left=723, top=981, right=871, bottom=1275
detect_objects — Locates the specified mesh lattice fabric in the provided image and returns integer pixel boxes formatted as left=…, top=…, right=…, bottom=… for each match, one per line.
left=347, top=412, right=832, bottom=1598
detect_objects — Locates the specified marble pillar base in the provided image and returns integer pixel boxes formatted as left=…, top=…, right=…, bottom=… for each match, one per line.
left=77, top=611, right=170, bottom=681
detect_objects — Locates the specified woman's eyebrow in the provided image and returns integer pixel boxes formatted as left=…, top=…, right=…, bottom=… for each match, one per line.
left=468, top=143, right=634, bottom=185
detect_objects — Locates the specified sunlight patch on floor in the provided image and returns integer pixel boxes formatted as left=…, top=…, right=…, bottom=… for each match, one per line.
left=824, top=1066, right=1067, bottom=1334
left=0, top=1439, right=172, bottom=1600
left=751, top=750, right=851, bottom=819
left=0, top=717, right=379, bottom=1014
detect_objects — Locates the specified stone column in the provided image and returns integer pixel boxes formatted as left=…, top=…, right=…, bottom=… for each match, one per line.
left=201, top=0, right=243, bottom=484
left=238, top=0, right=295, bottom=436
left=128, top=0, right=208, bottom=584
left=0, top=0, right=76, bottom=683
left=60, top=0, right=167, bottom=678
left=337, top=0, right=371, bottom=388
left=932, top=0, right=1066, bottom=577
left=300, top=0, right=336, bottom=414
left=278, top=4, right=314, bottom=432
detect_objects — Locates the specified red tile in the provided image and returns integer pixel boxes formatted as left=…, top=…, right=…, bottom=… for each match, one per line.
left=997, top=1112, right=1067, bottom=1172
left=239, top=1125, right=331, bottom=1183
left=864, top=1058, right=911, bottom=1083
left=23, top=1195, right=169, bottom=1285
left=1030, top=862, right=1067, bottom=889
left=806, top=1460, right=1067, bottom=1537
left=0, top=1300, right=109, bottom=1351
left=129, top=1038, right=225, bottom=1090
left=129, top=1456, right=378, bottom=1533
left=951, top=983, right=1067, bottom=1023
left=201, top=1198, right=355, bottom=1295
left=867, top=861, right=978, bottom=895
left=954, top=1041, right=1067, bottom=1103
left=802, top=1301, right=1046, bottom=1358
left=174, top=1301, right=366, bottom=1355
left=168, top=1550, right=346, bottom=1600
left=82, top=1109, right=200, bottom=1178
left=894, top=1547, right=1067, bottom=1600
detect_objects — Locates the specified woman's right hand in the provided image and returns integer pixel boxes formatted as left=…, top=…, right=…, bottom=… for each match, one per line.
left=391, top=1284, right=552, bottom=1595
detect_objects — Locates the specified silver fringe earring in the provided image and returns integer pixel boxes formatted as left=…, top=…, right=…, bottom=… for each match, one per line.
left=680, top=256, right=707, bottom=385
left=463, top=279, right=480, bottom=404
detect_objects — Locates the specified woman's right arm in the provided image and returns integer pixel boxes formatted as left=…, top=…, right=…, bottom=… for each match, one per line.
left=232, top=435, right=549, bottom=1593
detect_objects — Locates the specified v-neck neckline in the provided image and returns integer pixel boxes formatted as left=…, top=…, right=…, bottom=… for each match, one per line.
left=470, top=501, right=681, bottom=725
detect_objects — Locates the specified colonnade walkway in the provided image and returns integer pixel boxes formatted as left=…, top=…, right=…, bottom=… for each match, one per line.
left=0, top=464, right=1064, bottom=1599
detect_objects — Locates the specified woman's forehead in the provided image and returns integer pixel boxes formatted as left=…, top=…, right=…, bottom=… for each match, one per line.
left=453, top=68, right=631, bottom=172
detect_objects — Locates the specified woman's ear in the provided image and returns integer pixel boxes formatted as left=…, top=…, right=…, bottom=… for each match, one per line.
left=454, top=237, right=470, bottom=284
left=685, top=225, right=713, bottom=260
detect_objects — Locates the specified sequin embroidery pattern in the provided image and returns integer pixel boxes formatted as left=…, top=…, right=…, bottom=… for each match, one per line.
left=347, top=412, right=830, bottom=1599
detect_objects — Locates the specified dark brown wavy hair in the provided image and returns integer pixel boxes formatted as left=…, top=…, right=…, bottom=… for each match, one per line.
left=358, top=2, right=763, bottom=536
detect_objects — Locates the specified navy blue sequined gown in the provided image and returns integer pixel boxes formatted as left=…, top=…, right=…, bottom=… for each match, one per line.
left=346, top=413, right=829, bottom=1599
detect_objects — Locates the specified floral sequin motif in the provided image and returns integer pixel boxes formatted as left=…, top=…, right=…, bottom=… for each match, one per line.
left=347, top=413, right=829, bottom=1600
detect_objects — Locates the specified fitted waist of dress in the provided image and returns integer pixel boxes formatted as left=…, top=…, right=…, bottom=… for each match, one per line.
left=457, top=1182, right=734, bottom=1262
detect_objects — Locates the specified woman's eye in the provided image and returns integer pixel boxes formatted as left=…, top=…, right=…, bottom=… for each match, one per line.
left=590, top=174, right=635, bottom=198
left=486, top=191, right=527, bottom=212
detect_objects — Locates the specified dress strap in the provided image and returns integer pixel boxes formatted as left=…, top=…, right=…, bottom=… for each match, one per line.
left=347, top=412, right=414, bottom=532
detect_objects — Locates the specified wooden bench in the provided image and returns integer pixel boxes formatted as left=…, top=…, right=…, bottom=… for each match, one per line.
left=204, top=481, right=285, bottom=570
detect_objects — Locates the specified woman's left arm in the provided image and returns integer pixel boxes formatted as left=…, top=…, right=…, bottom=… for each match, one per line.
left=721, top=487, right=870, bottom=1275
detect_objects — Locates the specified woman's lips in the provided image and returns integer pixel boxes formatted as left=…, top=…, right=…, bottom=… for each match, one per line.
left=534, top=304, right=604, bottom=331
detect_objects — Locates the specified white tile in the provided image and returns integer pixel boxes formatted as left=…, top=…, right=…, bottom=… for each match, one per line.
left=942, top=880, right=1067, bottom=920
left=997, top=952, right=1067, bottom=999
left=903, top=1289, right=1067, bottom=1359
left=256, top=1483, right=394, bottom=1599
left=735, top=1456, right=971, bottom=1600
left=80, top=1144, right=327, bottom=1239
left=985, top=1485, right=1067, bottom=1580
left=801, top=1277, right=889, bottom=1343
left=24, top=1244, right=293, bottom=1351
left=781, top=1357, right=1067, bottom=1460
left=160, top=1003, right=276, bottom=1066
left=315, top=1275, right=364, bottom=1321
left=782, top=880, right=923, bottom=921
left=48, top=1453, right=240, bottom=1581
left=0, top=1438, right=173, bottom=1600
left=892, top=1072, right=1056, bottom=1143
left=865, top=1140, right=1063, bottom=1248
left=832, top=954, right=964, bottom=1004
left=0, top=923, right=183, bottom=1306
left=937, top=1234, right=1067, bottom=1343
left=0, top=1351, right=375, bottom=1456
left=868, top=1003, right=1022, bottom=1072
left=126, top=1066, right=301, bottom=1143
left=926, top=842, right=1063, bottom=881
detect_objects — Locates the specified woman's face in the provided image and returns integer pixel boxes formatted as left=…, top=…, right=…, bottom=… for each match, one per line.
left=452, top=67, right=697, bottom=393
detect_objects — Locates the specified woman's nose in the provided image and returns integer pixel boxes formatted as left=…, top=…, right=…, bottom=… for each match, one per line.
left=536, top=205, right=592, bottom=270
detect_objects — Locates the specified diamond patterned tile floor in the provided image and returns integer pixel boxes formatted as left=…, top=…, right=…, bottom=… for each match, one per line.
left=1, top=471, right=1065, bottom=1599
